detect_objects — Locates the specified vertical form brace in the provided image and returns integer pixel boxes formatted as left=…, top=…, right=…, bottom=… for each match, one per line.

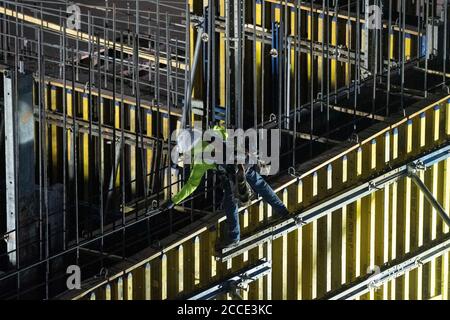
left=3, top=71, right=17, bottom=266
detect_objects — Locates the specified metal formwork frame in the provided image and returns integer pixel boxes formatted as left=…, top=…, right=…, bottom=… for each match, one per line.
left=219, top=143, right=450, bottom=261
left=56, top=94, right=450, bottom=301
left=1, top=0, right=450, bottom=300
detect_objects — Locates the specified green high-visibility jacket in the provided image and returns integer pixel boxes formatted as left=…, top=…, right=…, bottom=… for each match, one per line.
left=171, top=125, right=227, bottom=205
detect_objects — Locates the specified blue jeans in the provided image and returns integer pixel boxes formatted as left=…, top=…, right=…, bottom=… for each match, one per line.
left=223, top=166, right=289, bottom=242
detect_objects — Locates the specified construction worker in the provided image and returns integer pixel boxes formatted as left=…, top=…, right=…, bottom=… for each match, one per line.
left=161, top=123, right=289, bottom=249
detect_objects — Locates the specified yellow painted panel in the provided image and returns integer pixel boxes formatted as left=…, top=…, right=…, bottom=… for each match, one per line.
left=145, top=263, right=151, bottom=300
left=194, top=236, right=200, bottom=287
left=219, top=0, right=226, bottom=107
left=117, top=277, right=124, bottom=300
left=178, top=246, right=184, bottom=294
left=274, top=5, right=281, bottom=23
left=317, top=14, right=323, bottom=83
left=82, top=94, right=89, bottom=184
left=307, top=13, right=312, bottom=83
left=433, top=106, right=440, bottom=141
left=130, top=105, right=136, bottom=195
left=345, top=21, right=352, bottom=88
left=420, top=113, right=426, bottom=148
left=405, top=34, right=411, bottom=60
left=126, top=273, right=133, bottom=300
left=390, top=33, right=394, bottom=60
left=446, top=100, right=450, bottom=136
left=331, top=18, right=337, bottom=89
left=161, top=254, right=168, bottom=300
left=105, top=284, right=111, bottom=300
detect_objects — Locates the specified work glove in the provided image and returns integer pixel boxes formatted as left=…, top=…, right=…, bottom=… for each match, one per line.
left=160, top=200, right=175, bottom=211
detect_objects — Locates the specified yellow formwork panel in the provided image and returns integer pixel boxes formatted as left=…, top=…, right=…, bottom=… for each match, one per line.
left=50, top=86, right=58, bottom=178
left=69, top=95, right=450, bottom=301
left=82, top=94, right=89, bottom=186
left=105, top=284, right=111, bottom=300
left=146, top=110, right=153, bottom=189
left=331, top=17, right=337, bottom=90
left=317, top=14, right=323, bottom=84
left=405, top=34, right=412, bottom=61
left=390, top=33, right=395, bottom=60
left=255, top=0, right=263, bottom=122
left=129, top=105, right=136, bottom=195
left=126, top=273, right=133, bottom=300
left=117, top=277, right=124, bottom=300
left=145, top=263, right=151, bottom=300
left=272, top=189, right=288, bottom=299
left=274, top=4, right=281, bottom=23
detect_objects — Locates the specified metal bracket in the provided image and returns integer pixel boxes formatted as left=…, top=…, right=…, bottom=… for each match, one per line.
left=407, top=160, right=426, bottom=176
left=368, top=181, right=381, bottom=191
left=293, top=216, right=306, bottom=226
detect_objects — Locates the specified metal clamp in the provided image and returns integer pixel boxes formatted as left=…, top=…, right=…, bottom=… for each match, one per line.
left=293, top=215, right=306, bottom=226
left=367, top=279, right=382, bottom=291
left=407, top=160, right=426, bottom=176
left=238, top=273, right=256, bottom=289
left=415, top=258, right=424, bottom=267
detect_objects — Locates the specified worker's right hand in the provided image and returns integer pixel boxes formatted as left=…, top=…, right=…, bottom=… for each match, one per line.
left=160, top=200, right=175, bottom=211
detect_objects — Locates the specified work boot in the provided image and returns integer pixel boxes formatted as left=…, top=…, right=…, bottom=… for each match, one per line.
left=216, top=238, right=240, bottom=251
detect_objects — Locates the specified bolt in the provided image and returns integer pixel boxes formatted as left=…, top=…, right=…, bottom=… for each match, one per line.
left=269, top=48, right=278, bottom=58
left=201, top=33, right=209, bottom=42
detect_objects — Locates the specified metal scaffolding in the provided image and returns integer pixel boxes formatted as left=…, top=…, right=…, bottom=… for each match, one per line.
left=0, top=0, right=450, bottom=300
